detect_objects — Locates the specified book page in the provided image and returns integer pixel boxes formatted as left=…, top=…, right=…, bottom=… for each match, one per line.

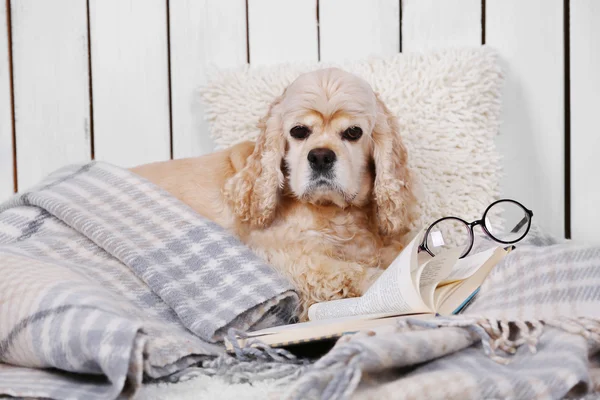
left=434, top=281, right=460, bottom=310
left=440, top=247, right=500, bottom=285
left=307, top=297, right=362, bottom=321
left=307, top=229, right=430, bottom=321
left=359, top=228, right=430, bottom=314
left=236, top=313, right=436, bottom=349
left=436, top=247, right=507, bottom=315
left=414, top=247, right=463, bottom=309
left=256, top=311, right=423, bottom=337
left=413, top=251, right=433, bottom=287
left=414, top=248, right=433, bottom=272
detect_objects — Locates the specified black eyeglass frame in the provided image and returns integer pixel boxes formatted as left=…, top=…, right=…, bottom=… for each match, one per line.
left=419, top=199, right=534, bottom=259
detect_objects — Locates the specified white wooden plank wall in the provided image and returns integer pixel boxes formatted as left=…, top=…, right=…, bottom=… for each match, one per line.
left=170, top=0, right=247, bottom=159
left=487, top=0, right=565, bottom=238
left=570, top=0, right=600, bottom=242
left=11, top=0, right=91, bottom=192
left=319, top=0, right=399, bottom=61
left=248, top=0, right=318, bottom=65
left=1, top=1, right=597, bottom=242
left=89, top=0, right=171, bottom=167
left=402, top=0, right=481, bottom=51
left=0, top=3, right=13, bottom=199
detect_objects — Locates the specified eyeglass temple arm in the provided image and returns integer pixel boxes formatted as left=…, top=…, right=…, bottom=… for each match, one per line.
left=510, top=216, right=529, bottom=233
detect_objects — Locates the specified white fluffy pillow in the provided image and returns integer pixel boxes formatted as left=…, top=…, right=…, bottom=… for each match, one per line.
left=200, top=47, right=503, bottom=232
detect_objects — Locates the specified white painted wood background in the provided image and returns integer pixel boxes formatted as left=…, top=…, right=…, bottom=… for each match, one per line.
left=11, top=0, right=91, bottom=191
left=571, top=0, right=600, bottom=241
left=0, top=0, right=595, bottom=242
left=489, top=0, right=566, bottom=240
left=90, top=0, right=171, bottom=167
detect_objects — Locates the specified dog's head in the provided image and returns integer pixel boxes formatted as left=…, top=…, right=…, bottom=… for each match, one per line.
left=224, top=68, right=416, bottom=237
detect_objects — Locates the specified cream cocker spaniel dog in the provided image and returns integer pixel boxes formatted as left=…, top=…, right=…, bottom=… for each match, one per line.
left=132, top=68, right=417, bottom=320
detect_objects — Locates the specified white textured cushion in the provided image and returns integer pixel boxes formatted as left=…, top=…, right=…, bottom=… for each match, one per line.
left=200, top=47, right=503, bottom=232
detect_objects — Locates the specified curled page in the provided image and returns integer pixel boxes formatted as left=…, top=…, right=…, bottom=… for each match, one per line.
left=441, top=247, right=500, bottom=285
left=414, top=247, right=464, bottom=309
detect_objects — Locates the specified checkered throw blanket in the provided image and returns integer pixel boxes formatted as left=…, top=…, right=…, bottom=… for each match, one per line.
left=275, top=228, right=600, bottom=400
left=0, top=162, right=299, bottom=400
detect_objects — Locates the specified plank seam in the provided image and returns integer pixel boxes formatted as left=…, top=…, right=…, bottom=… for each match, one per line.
left=5, top=0, right=16, bottom=192
left=86, top=0, right=95, bottom=160
left=316, top=0, right=320, bottom=61
left=166, top=0, right=173, bottom=159
left=399, top=0, right=402, bottom=52
left=563, top=0, right=571, bottom=239
left=481, top=0, right=486, bottom=44
left=245, top=0, right=250, bottom=63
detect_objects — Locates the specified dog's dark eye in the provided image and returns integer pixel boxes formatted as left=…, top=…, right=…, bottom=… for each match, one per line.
left=290, top=125, right=311, bottom=139
left=342, top=126, right=363, bottom=141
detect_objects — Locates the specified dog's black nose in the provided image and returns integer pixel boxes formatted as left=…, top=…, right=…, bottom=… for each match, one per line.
left=308, top=148, right=336, bottom=172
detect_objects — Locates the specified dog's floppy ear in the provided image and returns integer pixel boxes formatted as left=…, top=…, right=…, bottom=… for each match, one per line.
left=371, top=94, right=417, bottom=237
left=223, top=93, right=286, bottom=227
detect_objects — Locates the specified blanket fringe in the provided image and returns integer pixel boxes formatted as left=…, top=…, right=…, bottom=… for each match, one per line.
left=546, top=317, right=600, bottom=344
left=169, top=317, right=600, bottom=400
left=402, top=317, right=544, bottom=364
left=282, top=316, right=600, bottom=400
left=166, top=329, right=309, bottom=385
left=465, top=316, right=600, bottom=363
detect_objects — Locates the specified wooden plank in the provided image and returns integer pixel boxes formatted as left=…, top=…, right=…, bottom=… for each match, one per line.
left=89, top=0, right=170, bottom=167
left=170, top=0, right=247, bottom=159
left=248, top=0, right=318, bottom=65
left=0, top=2, right=13, bottom=200
left=487, top=0, right=565, bottom=238
left=402, top=0, right=481, bottom=51
left=11, top=0, right=91, bottom=192
left=319, top=0, right=399, bottom=61
left=570, top=0, right=600, bottom=241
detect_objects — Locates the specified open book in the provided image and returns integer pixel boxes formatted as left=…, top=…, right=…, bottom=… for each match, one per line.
left=228, top=312, right=434, bottom=350
left=228, top=229, right=510, bottom=350
left=308, top=229, right=510, bottom=321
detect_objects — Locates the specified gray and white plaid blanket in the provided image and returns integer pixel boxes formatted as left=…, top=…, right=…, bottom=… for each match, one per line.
left=3, top=161, right=600, bottom=400
left=0, top=161, right=299, bottom=400
left=270, top=228, right=600, bottom=400
left=195, top=227, right=600, bottom=400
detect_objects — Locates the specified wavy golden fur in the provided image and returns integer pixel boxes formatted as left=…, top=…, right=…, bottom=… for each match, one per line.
left=132, top=68, right=417, bottom=320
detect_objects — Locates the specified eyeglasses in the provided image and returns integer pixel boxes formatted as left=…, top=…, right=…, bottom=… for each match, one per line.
left=419, top=199, right=533, bottom=259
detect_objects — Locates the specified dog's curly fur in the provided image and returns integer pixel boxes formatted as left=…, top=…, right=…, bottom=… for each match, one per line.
left=132, top=68, right=417, bottom=320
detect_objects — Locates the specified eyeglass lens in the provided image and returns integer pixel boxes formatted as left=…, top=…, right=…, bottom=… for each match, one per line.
left=483, top=201, right=531, bottom=243
left=426, top=217, right=471, bottom=258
